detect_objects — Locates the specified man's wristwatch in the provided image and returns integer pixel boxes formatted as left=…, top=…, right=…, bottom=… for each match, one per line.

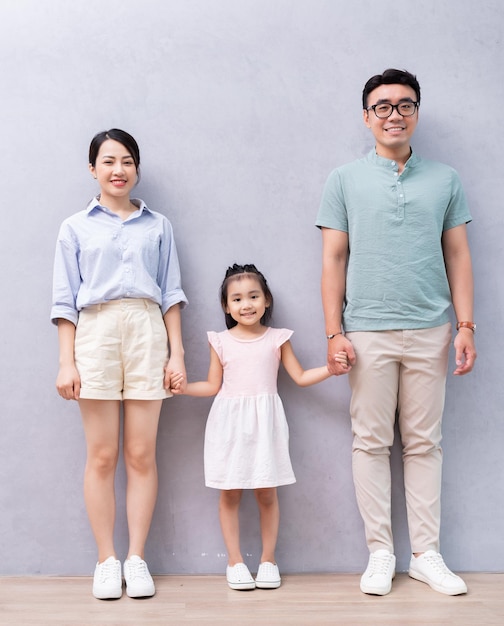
left=456, top=321, right=476, bottom=333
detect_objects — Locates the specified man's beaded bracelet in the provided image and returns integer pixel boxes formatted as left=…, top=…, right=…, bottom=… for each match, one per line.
left=456, top=321, right=476, bottom=332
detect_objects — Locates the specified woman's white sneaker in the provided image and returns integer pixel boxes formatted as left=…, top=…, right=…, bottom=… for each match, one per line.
left=124, top=555, right=155, bottom=598
left=92, top=556, right=122, bottom=599
left=409, top=551, right=467, bottom=595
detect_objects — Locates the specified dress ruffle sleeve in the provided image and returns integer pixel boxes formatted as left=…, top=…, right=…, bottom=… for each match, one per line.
left=274, top=328, right=294, bottom=355
left=207, top=331, right=223, bottom=361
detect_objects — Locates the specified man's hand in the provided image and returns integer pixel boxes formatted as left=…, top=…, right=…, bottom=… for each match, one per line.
left=327, top=336, right=356, bottom=375
left=453, top=329, right=477, bottom=375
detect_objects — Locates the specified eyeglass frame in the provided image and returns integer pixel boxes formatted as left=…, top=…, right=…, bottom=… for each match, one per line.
left=366, top=100, right=419, bottom=119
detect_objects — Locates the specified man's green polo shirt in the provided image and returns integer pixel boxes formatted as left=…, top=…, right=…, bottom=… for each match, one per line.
left=316, top=149, right=472, bottom=331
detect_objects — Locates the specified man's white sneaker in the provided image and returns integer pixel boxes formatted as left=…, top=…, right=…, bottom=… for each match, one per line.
left=124, top=555, right=155, bottom=598
left=92, top=556, right=122, bottom=599
left=409, top=551, right=467, bottom=595
left=360, top=549, right=396, bottom=595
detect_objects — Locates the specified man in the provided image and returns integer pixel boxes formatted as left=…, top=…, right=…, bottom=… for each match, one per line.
left=316, top=69, right=476, bottom=596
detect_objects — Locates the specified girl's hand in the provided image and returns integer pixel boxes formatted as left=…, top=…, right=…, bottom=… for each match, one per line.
left=56, top=364, right=81, bottom=400
left=169, top=371, right=185, bottom=394
left=334, top=351, right=349, bottom=367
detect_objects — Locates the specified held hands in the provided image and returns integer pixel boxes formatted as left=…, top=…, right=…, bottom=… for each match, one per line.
left=56, top=364, right=81, bottom=400
left=164, top=355, right=187, bottom=394
left=453, top=329, right=477, bottom=375
left=327, top=336, right=356, bottom=376
left=169, top=371, right=185, bottom=394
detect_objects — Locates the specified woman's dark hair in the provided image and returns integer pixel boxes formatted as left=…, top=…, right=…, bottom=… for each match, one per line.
left=89, top=129, right=141, bottom=179
left=220, top=263, right=274, bottom=329
left=362, top=69, right=421, bottom=109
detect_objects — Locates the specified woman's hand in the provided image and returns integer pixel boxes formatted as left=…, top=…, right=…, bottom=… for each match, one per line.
left=56, top=364, right=81, bottom=400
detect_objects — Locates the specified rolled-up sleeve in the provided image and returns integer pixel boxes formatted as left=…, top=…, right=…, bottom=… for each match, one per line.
left=158, top=219, right=188, bottom=315
left=50, top=223, right=81, bottom=325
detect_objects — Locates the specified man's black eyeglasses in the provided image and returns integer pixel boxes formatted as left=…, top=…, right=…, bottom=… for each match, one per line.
left=366, top=101, right=419, bottom=119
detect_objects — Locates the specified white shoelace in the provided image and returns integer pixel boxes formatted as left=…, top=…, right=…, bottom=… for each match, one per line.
left=421, top=553, right=453, bottom=577
left=127, top=559, right=149, bottom=580
left=97, top=560, right=120, bottom=582
left=368, top=553, right=394, bottom=575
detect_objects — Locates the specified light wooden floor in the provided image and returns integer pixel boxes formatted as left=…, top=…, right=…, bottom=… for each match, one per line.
left=0, top=573, right=502, bottom=626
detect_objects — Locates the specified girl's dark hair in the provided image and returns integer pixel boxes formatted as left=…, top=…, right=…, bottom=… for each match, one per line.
left=89, top=128, right=141, bottom=180
left=220, top=263, right=274, bottom=329
left=362, top=69, right=421, bottom=109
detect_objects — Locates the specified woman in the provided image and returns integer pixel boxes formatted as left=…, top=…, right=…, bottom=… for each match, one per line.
left=51, top=129, right=187, bottom=599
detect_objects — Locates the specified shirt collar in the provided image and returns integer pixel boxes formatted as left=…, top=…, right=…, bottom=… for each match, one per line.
left=367, top=148, right=420, bottom=170
left=85, top=196, right=151, bottom=215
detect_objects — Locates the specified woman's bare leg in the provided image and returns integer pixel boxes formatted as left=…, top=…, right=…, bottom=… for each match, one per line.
left=79, top=399, right=121, bottom=563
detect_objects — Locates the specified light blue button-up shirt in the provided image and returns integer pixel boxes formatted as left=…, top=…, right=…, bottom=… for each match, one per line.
left=51, top=197, right=187, bottom=325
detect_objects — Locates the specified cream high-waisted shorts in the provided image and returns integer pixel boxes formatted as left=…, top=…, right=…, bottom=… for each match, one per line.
left=75, top=299, right=170, bottom=400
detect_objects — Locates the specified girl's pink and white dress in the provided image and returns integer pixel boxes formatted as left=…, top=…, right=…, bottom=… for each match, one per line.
left=204, top=327, right=296, bottom=490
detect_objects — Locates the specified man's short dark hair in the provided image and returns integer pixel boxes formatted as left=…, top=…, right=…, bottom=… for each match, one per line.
left=362, top=69, right=421, bottom=109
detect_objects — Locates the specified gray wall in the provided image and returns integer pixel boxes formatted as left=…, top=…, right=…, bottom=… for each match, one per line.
left=0, top=0, right=502, bottom=576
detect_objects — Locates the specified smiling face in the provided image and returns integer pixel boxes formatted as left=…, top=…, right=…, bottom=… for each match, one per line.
left=363, top=83, right=419, bottom=161
left=225, top=275, right=270, bottom=330
left=89, top=139, right=138, bottom=202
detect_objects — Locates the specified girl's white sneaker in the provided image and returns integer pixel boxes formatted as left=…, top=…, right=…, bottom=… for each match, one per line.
left=226, top=563, right=256, bottom=590
left=255, top=561, right=281, bottom=589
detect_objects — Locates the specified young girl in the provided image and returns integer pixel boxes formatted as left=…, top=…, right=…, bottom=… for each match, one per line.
left=171, top=263, right=346, bottom=590
left=51, top=129, right=187, bottom=600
